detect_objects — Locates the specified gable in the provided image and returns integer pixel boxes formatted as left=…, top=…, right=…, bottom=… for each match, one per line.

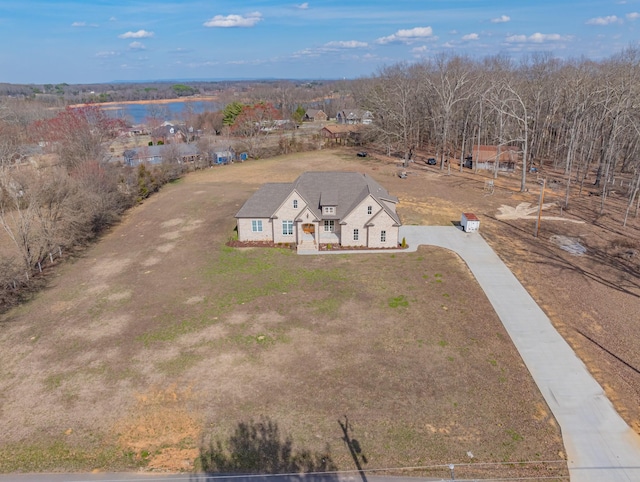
left=272, top=189, right=309, bottom=219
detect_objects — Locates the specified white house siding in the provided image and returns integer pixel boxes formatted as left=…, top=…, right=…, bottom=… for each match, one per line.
left=272, top=191, right=304, bottom=244
left=340, top=195, right=381, bottom=247
left=237, top=218, right=273, bottom=242
left=367, top=212, right=399, bottom=248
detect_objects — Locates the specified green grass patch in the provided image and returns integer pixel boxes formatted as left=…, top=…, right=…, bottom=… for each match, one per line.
left=44, top=373, right=65, bottom=390
left=0, top=440, right=144, bottom=472
left=138, top=314, right=218, bottom=345
left=388, top=295, right=409, bottom=308
left=157, top=351, right=204, bottom=376
left=308, top=296, right=342, bottom=316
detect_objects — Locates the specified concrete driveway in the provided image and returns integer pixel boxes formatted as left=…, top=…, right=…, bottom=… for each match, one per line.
left=400, top=225, right=640, bottom=482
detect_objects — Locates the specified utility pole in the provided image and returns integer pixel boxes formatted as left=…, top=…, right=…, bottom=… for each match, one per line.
left=534, top=178, right=546, bottom=237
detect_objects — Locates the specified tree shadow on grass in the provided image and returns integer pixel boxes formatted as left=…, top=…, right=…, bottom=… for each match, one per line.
left=196, top=417, right=338, bottom=482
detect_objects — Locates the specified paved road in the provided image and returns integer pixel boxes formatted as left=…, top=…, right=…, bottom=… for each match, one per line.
left=400, top=225, right=640, bottom=482
left=0, top=474, right=438, bottom=482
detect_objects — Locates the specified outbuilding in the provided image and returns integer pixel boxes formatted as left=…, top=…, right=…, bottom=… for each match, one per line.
left=461, top=212, right=480, bottom=232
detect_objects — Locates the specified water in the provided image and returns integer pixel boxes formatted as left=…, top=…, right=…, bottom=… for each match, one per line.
left=104, top=99, right=220, bottom=124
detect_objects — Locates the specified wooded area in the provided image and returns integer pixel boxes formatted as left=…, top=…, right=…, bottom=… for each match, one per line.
left=358, top=50, right=640, bottom=213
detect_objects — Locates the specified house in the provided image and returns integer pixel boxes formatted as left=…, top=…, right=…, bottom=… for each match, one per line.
left=320, top=125, right=362, bottom=145
left=151, top=122, right=187, bottom=144
left=336, top=109, right=373, bottom=125
left=304, top=109, right=328, bottom=122
left=235, top=171, right=401, bottom=252
left=468, top=145, right=519, bottom=172
left=212, top=148, right=236, bottom=165
left=123, top=143, right=200, bottom=166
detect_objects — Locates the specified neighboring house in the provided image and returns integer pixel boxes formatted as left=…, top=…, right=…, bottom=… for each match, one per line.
left=151, top=122, right=186, bottom=144
left=212, top=148, right=236, bottom=165
left=235, top=171, right=401, bottom=252
left=150, top=122, right=198, bottom=144
left=321, top=125, right=362, bottom=145
left=469, top=145, right=519, bottom=172
left=128, top=125, right=148, bottom=136
left=304, top=109, right=328, bottom=122
left=336, top=109, right=373, bottom=125
left=123, top=143, right=200, bottom=166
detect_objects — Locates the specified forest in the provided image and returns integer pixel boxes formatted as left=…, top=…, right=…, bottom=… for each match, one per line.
left=1, top=48, right=640, bottom=310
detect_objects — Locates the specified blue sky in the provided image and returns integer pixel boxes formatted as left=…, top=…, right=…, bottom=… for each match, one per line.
left=1, top=0, right=639, bottom=84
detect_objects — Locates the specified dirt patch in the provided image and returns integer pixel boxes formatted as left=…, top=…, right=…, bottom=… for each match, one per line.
left=113, top=384, right=201, bottom=472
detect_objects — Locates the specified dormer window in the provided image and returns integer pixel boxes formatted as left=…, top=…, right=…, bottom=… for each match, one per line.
left=293, top=199, right=298, bottom=209
left=324, top=206, right=335, bottom=215
left=367, top=206, right=372, bottom=215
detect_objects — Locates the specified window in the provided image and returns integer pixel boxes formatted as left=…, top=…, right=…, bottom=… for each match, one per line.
left=293, top=199, right=298, bottom=209
left=367, top=206, right=372, bottom=215
left=324, top=206, right=335, bottom=215
left=353, top=229, right=359, bottom=241
left=380, top=230, right=386, bottom=242
left=282, top=220, right=293, bottom=236
left=324, top=220, right=335, bottom=232
left=251, top=220, right=263, bottom=232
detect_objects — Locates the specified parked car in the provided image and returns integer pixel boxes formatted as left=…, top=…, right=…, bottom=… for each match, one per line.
left=426, top=158, right=437, bottom=165
left=357, top=151, right=368, bottom=157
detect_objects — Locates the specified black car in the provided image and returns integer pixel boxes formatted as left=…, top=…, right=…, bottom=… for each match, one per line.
left=426, top=158, right=437, bottom=165
left=357, top=151, right=368, bottom=157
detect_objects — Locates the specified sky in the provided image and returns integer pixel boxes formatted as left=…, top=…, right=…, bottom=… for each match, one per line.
left=1, top=0, right=640, bottom=84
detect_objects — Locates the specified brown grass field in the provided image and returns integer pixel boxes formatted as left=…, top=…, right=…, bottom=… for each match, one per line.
left=0, top=148, right=638, bottom=479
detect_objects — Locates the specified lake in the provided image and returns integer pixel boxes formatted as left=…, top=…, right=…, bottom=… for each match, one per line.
left=103, top=99, right=221, bottom=124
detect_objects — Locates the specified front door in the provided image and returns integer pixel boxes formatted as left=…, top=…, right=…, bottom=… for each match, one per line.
left=302, top=223, right=315, bottom=234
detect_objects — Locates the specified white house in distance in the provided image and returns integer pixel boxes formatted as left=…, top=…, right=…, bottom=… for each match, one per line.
left=235, top=171, right=402, bottom=252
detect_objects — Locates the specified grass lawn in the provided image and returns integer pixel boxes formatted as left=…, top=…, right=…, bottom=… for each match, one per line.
left=0, top=151, right=568, bottom=480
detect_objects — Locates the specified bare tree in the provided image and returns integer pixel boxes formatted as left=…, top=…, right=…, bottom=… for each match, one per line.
left=361, top=63, right=422, bottom=166
left=423, top=54, right=477, bottom=171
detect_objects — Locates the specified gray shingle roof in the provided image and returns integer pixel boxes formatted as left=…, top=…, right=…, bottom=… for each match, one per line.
left=235, top=183, right=294, bottom=218
left=235, top=171, right=400, bottom=225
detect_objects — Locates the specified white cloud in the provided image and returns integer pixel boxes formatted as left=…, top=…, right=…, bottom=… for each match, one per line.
left=118, top=30, right=154, bottom=39
left=506, top=34, right=527, bottom=43
left=627, top=12, right=640, bottom=20
left=72, top=21, right=98, bottom=27
left=530, top=32, right=563, bottom=42
left=95, top=51, right=119, bottom=58
left=203, top=12, right=262, bottom=28
left=129, top=41, right=146, bottom=50
left=491, top=15, right=511, bottom=23
left=296, top=3, right=309, bottom=9
left=109, top=17, right=117, bottom=22
left=376, top=26, right=435, bottom=44
left=505, top=32, right=568, bottom=44
left=412, top=45, right=428, bottom=53
left=324, top=40, right=368, bottom=49
left=586, top=15, right=621, bottom=25
left=169, top=47, right=192, bottom=55
left=462, top=33, right=479, bottom=41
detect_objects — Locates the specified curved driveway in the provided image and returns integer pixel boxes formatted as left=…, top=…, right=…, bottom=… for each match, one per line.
left=400, top=225, right=640, bottom=482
